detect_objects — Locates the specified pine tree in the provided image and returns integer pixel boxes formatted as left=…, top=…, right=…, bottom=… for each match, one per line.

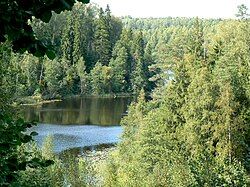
left=94, top=8, right=112, bottom=66
left=236, top=4, right=250, bottom=20
left=105, top=19, right=250, bottom=186
left=105, top=5, right=122, bottom=49
left=81, top=5, right=95, bottom=72
left=131, top=31, right=146, bottom=94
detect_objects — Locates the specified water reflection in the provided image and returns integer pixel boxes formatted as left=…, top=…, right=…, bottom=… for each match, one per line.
left=23, top=96, right=132, bottom=125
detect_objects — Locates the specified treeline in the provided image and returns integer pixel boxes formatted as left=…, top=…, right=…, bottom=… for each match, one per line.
left=2, top=3, right=227, bottom=102
left=122, top=16, right=222, bottom=30
left=2, top=3, right=156, bottom=101
left=104, top=19, right=250, bottom=186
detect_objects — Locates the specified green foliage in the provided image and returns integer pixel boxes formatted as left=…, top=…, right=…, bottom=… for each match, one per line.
left=20, top=53, right=40, bottom=96
left=109, top=46, right=128, bottom=92
left=61, top=16, right=74, bottom=64
left=44, top=58, right=63, bottom=98
left=105, top=18, right=250, bottom=186
left=0, top=42, right=17, bottom=107
left=2, top=4, right=164, bottom=100
left=18, top=4, right=144, bottom=98
left=17, top=136, right=91, bottom=187
left=94, top=7, right=112, bottom=66
left=0, top=1, right=92, bottom=187
left=122, top=16, right=221, bottom=31
left=77, top=57, right=89, bottom=95
left=17, top=141, right=53, bottom=187
left=3, top=3, right=250, bottom=186
left=0, top=0, right=89, bottom=57
left=0, top=113, right=54, bottom=186
left=130, top=31, right=146, bottom=94
left=90, top=62, right=112, bottom=94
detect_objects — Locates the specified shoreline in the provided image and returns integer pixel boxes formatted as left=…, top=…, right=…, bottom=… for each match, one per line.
left=18, top=93, right=134, bottom=106
left=20, top=99, right=62, bottom=106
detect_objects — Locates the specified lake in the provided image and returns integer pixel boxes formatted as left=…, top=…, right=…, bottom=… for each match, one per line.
left=23, top=96, right=132, bottom=153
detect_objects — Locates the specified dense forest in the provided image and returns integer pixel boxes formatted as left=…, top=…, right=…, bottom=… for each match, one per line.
left=1, top=1, right=250, bottom=186
left=105, top=16, right=250, bottom=186
left=1, top=3, right=156, bottom=105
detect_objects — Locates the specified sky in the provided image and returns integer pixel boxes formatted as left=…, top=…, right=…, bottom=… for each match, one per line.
left=90, top=0, right=250, bottom=19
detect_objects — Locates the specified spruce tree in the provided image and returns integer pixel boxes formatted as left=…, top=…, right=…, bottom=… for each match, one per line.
left=94, top=8, right=112, bottom=66
left=114, top=29, right=134, bottom=91
left=131, top=31, right=146, bottom=94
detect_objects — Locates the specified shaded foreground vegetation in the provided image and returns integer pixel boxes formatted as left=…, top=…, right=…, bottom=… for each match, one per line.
left=17, top=136, right=119, bottom=187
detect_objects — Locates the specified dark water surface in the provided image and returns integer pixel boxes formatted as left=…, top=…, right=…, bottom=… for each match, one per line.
left=23, top=96, right=132, bottom=125
left=23, top=96, right=132, bottom=153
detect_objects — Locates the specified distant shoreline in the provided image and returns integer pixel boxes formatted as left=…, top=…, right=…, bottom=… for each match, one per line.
left=17, top=93, right=134, bottom=106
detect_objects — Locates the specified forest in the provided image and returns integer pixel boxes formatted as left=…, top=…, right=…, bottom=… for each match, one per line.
left=1, top=3, right=156, bottom=105
left=0, top=1, right=250, bottom=187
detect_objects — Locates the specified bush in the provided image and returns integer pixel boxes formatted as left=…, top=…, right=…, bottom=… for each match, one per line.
left=0, top=112, right=53, bottom=186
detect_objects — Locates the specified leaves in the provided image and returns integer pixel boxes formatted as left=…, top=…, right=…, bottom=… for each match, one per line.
left=0, top=0, right=90, bottom=58
left=105, top=18, right=250, bottom=186
left=0, top=112, right=53, bottom=186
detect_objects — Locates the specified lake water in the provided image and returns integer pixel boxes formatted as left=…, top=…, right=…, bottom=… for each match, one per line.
left=23, top=96, right=132, bottom=125
left=23, top=96, right=132, bottom=153
left=26, top=124, right=123, bottom=153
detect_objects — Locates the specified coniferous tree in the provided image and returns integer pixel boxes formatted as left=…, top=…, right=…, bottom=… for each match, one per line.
left=73, top=15, right=82, bottom=64
left=105, top=18, right=250, bottom=186
left=61, top=15, right=74, bottom=65
left=114, top=29, right=134, bottom=91
left=94, top=8, right=112, bottom=66
left=104, top=5, right=123, bottom=49
left=131, top=31, right=146, bottom=94
left=81, top=5, right=96, bottom=72
left=143, top=36, right=157, bottom=94
left=236, top=4, right=250, bottom=20
left=90, top=61, right=111, bottom=94
left=109, top=46, right=128, bottom=93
